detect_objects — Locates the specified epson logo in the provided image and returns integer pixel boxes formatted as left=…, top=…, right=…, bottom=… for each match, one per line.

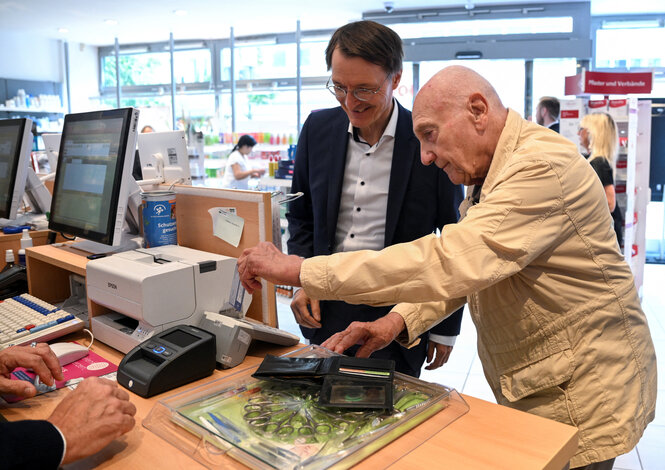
left=107, top=282, right=118, bottom=290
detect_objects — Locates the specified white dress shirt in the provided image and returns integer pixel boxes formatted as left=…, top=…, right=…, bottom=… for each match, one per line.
left=333, top=100, right=454, bottom=347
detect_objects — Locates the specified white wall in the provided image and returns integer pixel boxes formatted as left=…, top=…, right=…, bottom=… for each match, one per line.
left=0, top=32, right=100, bottom=113
left=0, top=32, right=62, bottom=81
left=66, top=42, right=100, bottom=112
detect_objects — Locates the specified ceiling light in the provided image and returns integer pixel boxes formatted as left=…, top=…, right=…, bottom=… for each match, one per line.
left=173, top=10, right=188, bottom=16
left=58, top=27, right=69, bottom=33
left=105, top=19, right=118, bottom=26
left=602, top=19, right=663, bottom=30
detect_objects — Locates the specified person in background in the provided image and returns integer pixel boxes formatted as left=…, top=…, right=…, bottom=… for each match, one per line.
left=140, top=125, right=155, bottom=134
left=221, top=134, right=266, bottom=190
left=535, top=96, right=560, bottom=133
left=286, top=20, right=464, bottom=377
left=0, top=343, right=136, bottom=468
left=237, top=65, right=657, bottom=470
left=578, top=112, right=624, bottom=247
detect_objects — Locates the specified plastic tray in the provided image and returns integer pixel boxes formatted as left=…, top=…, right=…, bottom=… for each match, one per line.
left=143, top=345, right=469, bottom=469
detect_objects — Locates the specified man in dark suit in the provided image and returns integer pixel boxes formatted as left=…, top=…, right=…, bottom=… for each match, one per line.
left=0, top=343, right=136, bottom=468
left=536, top=96, right=560, bottom=133
left=286, top=21, right=464, bottom=377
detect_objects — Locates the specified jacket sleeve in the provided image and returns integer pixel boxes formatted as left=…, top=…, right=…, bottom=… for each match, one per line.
left=300, top=160, right=565, bottom=344
left=286, top=114, right=314, bottom=258
left=0, top=420, right=64, bottom=469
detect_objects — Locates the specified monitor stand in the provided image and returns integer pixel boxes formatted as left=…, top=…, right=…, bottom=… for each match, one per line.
left=68, top=231, right=142, bottom=255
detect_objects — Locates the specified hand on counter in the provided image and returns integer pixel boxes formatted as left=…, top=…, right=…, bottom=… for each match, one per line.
left=321, top=312, right=406, bottom=357
left=48, top=377, right=137, bottom=464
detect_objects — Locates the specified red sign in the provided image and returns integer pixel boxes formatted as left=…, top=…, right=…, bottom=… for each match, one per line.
left=589, top=99, right=608, bottom=109
left=565, top=71, right=653, bottom=96
left=560, top=110, right=579, bottom=119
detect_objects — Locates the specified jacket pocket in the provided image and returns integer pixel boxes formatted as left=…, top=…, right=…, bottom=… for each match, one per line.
left=500, top=349, right=574, bottom=403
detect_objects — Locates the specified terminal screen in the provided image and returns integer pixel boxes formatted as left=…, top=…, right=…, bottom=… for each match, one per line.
left=0, top=121, right=23, bottom=217
left=50, top=117, right=125, bottom=236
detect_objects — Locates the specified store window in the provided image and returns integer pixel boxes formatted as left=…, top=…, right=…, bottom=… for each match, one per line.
left=300, top=40, right=329, bottom=78
left=232, top=43, right=296, bottom=80
left=235, top=89, right=298, bottom=138
left=595, top=27, right=664, bottom=70
left=102, top=49, right=211, bottom=88
left=531, top=58, right=578, bottom=117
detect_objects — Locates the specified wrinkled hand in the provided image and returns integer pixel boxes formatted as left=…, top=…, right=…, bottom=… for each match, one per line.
left=425, top=342, right=453, bottom=370
left=237, top=242, right=303, bottom=294
left=321, top=312, right=406, bottom=357
left=0, top=343, right=62, bottom=397
left=48, top=377, right=137, bottom=464
left=291, top=289, right=321, bottom=328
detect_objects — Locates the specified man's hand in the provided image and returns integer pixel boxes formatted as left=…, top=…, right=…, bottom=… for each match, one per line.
left=48, top=377, right=137, bottom=464
left=290, top=289, right=321, bottom=328
left=321, top=312, right=406, bottom=357
left=425, top=342, right=453, bottom=370
left=0, top=343, right=62, bottom=397
left=237, top=242, right=303, bottom=294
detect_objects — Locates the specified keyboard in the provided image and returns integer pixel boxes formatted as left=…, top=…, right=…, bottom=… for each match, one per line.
left=0, top=294, right=85, bottom=350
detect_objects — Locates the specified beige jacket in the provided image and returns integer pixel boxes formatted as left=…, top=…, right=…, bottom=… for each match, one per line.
left=301, top=109, right=657, bottom=466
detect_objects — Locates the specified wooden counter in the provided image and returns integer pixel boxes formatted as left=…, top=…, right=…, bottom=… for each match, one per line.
left=0, top=337, right=578, bottom=469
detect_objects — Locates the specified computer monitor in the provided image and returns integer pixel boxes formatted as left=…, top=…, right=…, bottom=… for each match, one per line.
left=0, top=118, right=51, bottom=227
left=48, top=108, right=141, bottom=253
left=0, top=118, right=33, bottom=220
left=137, top=130, right=191, bottom=185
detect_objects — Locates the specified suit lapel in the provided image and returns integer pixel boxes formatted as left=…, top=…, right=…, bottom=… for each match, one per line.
left=326, top=110, right=350, bottom=253
left=384, top=103, right=417, bottom=246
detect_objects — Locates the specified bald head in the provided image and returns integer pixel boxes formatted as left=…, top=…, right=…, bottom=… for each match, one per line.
left=414, top=65, right=504, bottom=121
left=412, top=66, right=508, bottom=186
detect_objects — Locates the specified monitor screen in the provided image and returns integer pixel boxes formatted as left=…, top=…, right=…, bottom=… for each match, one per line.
left=49, top=108, right=139, bottom=247
left=0, top=118, right=32, bottom=220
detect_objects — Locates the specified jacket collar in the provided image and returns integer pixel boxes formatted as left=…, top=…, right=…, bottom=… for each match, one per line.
left=472, top=108, right=521, bottom=205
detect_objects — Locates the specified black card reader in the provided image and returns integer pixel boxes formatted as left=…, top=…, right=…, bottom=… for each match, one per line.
left=117, top=325, right=216, bottom=398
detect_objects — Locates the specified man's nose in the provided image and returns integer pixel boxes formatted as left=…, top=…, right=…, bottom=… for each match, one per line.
left=421, top=150, right=435, bottom=166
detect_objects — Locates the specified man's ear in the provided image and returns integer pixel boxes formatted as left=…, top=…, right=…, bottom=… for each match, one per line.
left=468, top=93, right=489, bottom=129
left=391, top=70, right=402, bottom=89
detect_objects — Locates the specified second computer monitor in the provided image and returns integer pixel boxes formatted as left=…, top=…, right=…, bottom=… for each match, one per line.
left=137, top=130, right=191, bottom=185
left=48, top=108, right=140, bottom=249
left=0, top=118, right=33, bottom=220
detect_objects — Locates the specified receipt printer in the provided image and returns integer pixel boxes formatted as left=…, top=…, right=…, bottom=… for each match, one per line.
left=117, top=325, right=216, bottom=398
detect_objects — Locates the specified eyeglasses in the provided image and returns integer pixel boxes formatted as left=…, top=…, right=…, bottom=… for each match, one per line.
left=326, top=75, right=391, bottom=102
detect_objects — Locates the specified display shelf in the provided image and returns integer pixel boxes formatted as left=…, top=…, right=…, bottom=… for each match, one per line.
left=0, top=106, right=64, bottom=114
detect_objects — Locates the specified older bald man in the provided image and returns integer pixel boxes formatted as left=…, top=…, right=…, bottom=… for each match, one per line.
left=237, top=66, right=657, bottom=469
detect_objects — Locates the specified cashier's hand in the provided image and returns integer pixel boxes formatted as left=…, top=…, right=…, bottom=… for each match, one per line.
left=425, top=342, right=453, bottom=370
left=0, top=343, right=62, bottom=397
left=291, top=289, right=321, bottom=329
left=237, top=242, right=303, bottom=294
left=48, top=377, right=137, bottom=465
left=322, top=312, right=405, bottom=357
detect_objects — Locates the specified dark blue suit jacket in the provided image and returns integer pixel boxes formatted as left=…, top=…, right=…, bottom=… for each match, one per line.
left=287, top=102, right=464, bottom=377
left=1, top=420, right=63, bottom=468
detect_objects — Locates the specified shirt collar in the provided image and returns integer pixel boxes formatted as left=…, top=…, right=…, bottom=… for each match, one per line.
left=347, top=98, right=399, bottom=145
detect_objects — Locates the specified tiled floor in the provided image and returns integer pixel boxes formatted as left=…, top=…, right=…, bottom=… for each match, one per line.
left=275, top=264, right=665, bottom=469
